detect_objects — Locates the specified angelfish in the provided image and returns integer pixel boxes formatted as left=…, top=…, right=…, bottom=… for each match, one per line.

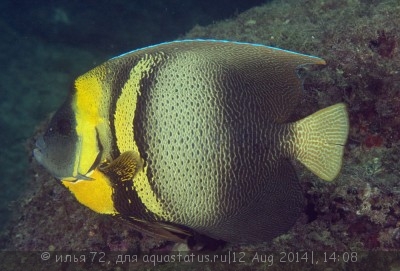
left=33, top=40, right=349, bottom=243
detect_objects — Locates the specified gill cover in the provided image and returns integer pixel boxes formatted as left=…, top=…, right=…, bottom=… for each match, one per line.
left=34, top=97, right=79, bottom=179
left=33, top=95, right=101, bottom=181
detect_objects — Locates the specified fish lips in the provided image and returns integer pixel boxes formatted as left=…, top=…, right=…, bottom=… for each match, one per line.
left=33, top=136, right=66, bottom=180
left=33, top=136, right=46, bottom=166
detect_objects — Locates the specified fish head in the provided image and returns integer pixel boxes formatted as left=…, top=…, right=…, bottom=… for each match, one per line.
left=33, top=98, right=101, bottom=182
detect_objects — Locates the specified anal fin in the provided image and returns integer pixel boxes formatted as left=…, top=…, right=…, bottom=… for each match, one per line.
left=197, top=160, right=303, bottom=243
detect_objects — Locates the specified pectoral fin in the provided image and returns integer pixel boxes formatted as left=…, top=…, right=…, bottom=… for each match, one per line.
left=100, top=151, right=143, bottom=182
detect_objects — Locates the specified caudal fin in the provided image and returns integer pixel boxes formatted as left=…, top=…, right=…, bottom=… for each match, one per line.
left=293, top=103, right=349, bottom=181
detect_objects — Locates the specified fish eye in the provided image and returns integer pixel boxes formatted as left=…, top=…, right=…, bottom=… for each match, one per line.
left=57, top=118, right=72, bottom=135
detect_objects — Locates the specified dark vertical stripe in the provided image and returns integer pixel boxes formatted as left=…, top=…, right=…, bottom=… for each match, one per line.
left=112, top=179, right=158, bottom=220
left=107, top=60, right=137, bottom=159
left=105, top=57, right=163, bottom=220
left=132, top=55, right=166, bottom=198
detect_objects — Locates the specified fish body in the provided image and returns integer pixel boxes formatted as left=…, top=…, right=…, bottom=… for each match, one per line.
left=34, top=40, right=349, bottom=243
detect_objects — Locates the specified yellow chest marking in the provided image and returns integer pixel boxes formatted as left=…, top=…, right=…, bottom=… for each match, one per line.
left=62, top=169, right=116, bottom=214
left=114, top=54, right=168, bottom=219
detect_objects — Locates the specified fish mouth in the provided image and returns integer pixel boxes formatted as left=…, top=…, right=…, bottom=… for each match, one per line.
left=33, top=136, right=46, bottom=165
left=33, top=135, right=93, bottom=182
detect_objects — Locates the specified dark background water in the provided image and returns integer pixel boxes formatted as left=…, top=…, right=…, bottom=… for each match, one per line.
left=0, top=0, right=267, bottom=231
left=1, top=0, right=267, bottom=52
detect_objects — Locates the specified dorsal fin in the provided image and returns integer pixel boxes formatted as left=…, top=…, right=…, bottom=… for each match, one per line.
left=110, top=40, right=326, bottom=123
